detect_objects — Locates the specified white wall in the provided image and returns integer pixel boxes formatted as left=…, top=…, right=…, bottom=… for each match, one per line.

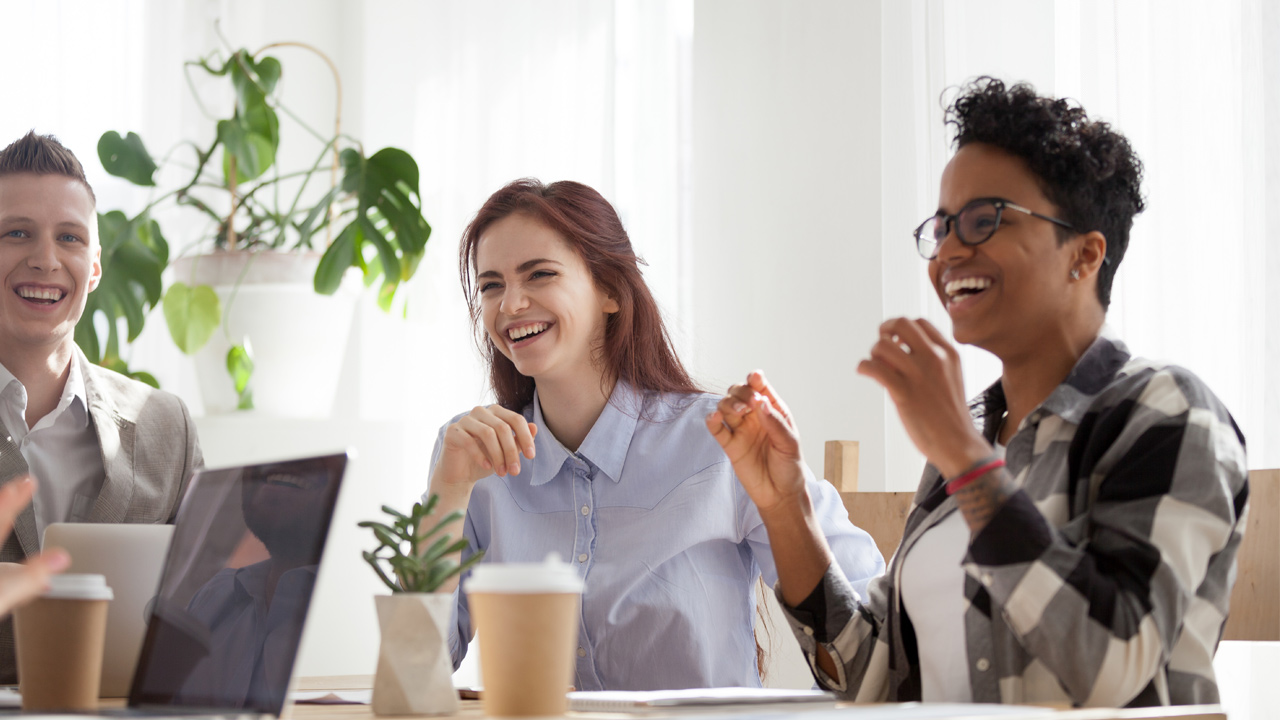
left=690, top=0, right=889, bottom=489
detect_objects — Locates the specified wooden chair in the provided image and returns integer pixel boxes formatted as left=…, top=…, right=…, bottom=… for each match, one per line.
left=1223, top=468, right=1279, bottom=640
left=823, top=441, right=913, bottom=563
left=824, top=440, right=1277, bottom=638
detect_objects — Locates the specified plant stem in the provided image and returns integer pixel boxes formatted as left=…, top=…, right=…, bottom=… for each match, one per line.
left=254, top=40, right=343, bottom=248
left=227, top=155, right=238, bottom=251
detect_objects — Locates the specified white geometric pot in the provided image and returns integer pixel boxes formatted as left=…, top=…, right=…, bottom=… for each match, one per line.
left=371, top=593, right=458, bottom=716
left=170, top=251, right=358, bottom=418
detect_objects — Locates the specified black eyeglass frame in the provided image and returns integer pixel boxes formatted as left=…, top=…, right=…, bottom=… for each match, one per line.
left=914, top=197, right=1078, bottom=260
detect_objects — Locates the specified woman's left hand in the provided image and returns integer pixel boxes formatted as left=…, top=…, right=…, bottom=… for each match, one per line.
left=856, top=317, right=991, bottom=478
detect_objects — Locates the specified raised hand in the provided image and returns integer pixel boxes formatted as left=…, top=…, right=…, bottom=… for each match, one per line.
left=856, top=317, right=992, bottom=478
left=433, top=405, right=539, bottom=486
left=0, top=477, right=70, bottom=617
left=705, top=371, right=808, bottom=515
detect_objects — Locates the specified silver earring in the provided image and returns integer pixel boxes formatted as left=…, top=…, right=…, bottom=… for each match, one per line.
left=1070, top=268, right=1080, bottom=280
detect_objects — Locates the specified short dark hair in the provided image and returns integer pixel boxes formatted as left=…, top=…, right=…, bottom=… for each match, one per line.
left=945, top=77, right=1144, bottom=309
left=0, top=130, right=97, bottom=205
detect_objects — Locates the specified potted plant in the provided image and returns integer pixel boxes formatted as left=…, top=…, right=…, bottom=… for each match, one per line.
left=360, top=496, right=482, bottom=716
left=83, top=39, right=430, bottom=415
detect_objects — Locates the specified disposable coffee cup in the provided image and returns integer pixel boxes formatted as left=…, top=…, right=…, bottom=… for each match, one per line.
left=464, top=553, right=584, bottom=717
left=14, top=573, right=113, bottom=711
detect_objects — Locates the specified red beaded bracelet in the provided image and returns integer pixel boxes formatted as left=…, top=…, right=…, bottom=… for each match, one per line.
left=945, top=458, right=1006, bottom=495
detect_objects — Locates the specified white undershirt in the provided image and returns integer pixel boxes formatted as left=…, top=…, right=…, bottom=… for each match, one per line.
left=900, top=443, right=1007, bottom=701
left=0, top=357, right=106, bottom=542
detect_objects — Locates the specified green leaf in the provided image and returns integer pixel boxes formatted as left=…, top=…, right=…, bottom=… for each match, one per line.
left=362, top=551, right=400, bottom=593
left=330, top=147, right=431, bottom=306
left=381, top=505, right=410, bottom=522
left=313, top=221, right=359, bottom=294
left=76, top=211, right=167, bottom=376
left=129, top=371, right=160, bottom=389
left=226, top=341, right=255, bottom=410
left=416, top=509, right=464, bottom=547
left=163, top=282, right=221, bottom=354
left=97, top=131, right=157, bottom=186
left=229, top=51, right=280, bottom=115
left=377, top=280, right=397, bottom=312
left=218, top=119, right=276, bottom=183
left=295, top=185, right=342, bottom=250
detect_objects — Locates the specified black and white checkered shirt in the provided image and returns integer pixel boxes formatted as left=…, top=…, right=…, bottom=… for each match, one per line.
left=780, top=332, right=1248, bottom=707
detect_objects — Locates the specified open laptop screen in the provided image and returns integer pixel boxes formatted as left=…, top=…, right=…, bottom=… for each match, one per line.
left=128, top=453, right=347, bottom=715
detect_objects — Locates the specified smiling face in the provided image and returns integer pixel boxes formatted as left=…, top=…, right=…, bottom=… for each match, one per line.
left=475, top=213, right=619, bottom=385
left=0, top=173, right=101, bottom=362
left=929, top=143, right=1091, bottom=358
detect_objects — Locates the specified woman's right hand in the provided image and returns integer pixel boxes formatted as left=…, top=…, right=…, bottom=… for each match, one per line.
left=705, top=371, right=808, bottom=516
left=433, top=405, right=538, bottom=487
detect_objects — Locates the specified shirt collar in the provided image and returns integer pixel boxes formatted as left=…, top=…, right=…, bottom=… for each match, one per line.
left=0, top=362, right=19, bottom=398
left=979, top=326, right=1131, bottom=433
left=0, top=354, right=90, bottom=429
left=62, top=352, right=90, bottom=428
left=528, top=380, right=643, bottom=487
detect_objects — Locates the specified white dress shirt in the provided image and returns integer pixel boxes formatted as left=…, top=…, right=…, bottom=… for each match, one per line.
left=0, top=358, right=105, bottom=541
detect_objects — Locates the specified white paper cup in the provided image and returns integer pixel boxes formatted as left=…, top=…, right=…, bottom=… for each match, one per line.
left=465, top=554, right=583, bottom=716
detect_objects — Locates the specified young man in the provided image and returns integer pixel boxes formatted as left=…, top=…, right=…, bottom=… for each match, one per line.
left=0, top=131, right=202, bottom=682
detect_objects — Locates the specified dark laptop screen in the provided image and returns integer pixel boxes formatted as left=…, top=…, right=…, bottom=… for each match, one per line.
left=129, top=453, right=347, bottom=714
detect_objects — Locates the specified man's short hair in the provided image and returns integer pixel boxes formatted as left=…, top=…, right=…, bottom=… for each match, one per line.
left=0, top=130, right=97, bottom=205
left=945, top=77, right=1145, bottom=310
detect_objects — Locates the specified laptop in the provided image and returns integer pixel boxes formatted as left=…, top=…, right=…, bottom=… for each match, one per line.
left=40, top=524, right=174, bottom=698
left=32, top=451, right=350, bottom=718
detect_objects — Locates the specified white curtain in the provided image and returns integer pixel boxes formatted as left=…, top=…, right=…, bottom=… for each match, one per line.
left=352, top=0, right=693, bottom=507
left=883, top=0, right=1279, bottom=474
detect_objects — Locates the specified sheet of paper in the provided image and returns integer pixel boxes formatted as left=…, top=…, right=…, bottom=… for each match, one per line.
left=290, top=689, right=373, bottom=705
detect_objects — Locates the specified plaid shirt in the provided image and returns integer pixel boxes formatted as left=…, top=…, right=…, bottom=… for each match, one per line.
left=780, top=333, right=1248, bottom=707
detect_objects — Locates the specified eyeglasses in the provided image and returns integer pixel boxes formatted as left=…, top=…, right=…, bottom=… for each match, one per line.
left=914, top=197, right=1078, bottom=260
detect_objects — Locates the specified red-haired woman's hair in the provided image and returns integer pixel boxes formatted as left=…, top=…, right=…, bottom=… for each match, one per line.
left=460, top=179, right=699, bottom=411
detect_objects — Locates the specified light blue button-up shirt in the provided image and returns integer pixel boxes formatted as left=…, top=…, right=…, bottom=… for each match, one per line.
left=428, top=381, right=884, bottom=691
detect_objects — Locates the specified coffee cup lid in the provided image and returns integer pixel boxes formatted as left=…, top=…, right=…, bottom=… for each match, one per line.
left=463, top=552, right=584, bottom=594
left=42, top=573, right=114, bottom=601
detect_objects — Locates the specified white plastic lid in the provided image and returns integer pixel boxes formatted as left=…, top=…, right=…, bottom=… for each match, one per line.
left=42, top=573, right=114, bottom=601
left=464, top=553, right=584, bottom=594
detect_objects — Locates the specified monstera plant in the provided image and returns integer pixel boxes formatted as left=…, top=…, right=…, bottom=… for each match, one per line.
left=81, top=42, right=430, bottom=403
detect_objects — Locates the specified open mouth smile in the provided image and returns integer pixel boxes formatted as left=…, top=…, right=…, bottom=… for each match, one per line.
left=15, top=285, right=67, bottom=306
left=942, top=276, right=992, bottom=310
left=506, top=321, right=552, bottom=347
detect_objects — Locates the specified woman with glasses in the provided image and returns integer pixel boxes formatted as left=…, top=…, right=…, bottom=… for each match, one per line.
left=707, top=78, right=1247, bottom=707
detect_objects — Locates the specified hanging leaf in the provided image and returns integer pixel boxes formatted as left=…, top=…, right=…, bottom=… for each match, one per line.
left=75, top=211, right=167, bottom=376
left=163, top=282, right=221, bottom=354
left=218, top=119, right=276, bottom=183
left=324, top=147, right=431, bottom=303
left=97, top=131, right=158, bottom=187
left=226, top=341, right=255, bottom=410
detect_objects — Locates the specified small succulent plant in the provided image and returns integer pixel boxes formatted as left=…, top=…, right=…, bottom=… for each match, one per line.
left=359, top=495, right=483, bottom=593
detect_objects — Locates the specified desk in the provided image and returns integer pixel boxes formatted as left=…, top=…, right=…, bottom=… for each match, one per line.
left=285, top=678, right=1225, bottom=720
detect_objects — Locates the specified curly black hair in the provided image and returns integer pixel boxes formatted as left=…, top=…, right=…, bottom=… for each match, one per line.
left=945, top=77, right=1144, bottom=309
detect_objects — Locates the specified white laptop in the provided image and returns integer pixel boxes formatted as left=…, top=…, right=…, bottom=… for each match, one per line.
left=24, top=451, right=350, bottom=719
left=41, top=523, right=174, bottom=698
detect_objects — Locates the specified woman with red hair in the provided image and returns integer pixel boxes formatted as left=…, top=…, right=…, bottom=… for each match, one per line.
left=422, top=179, right=883, bottom=691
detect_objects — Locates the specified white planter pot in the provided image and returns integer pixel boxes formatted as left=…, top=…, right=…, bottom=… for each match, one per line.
left=170, top=252, right=358, bottom=418
left=372, top=593, right=458, bottom=716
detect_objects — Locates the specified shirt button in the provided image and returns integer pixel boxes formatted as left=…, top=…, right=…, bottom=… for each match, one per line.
left=577, top=647, right=587, bottom=658
left=803, top=626, right=814, bottom=637
left=976, top=658, right=990, bottom=672
left=581, top=505, right=590, bottom=516
left=578, top=553, right=588, bottom=563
